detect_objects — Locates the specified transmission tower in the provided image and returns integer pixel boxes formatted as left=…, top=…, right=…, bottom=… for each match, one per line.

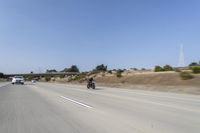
left=178, top=44, right=185, bottom=67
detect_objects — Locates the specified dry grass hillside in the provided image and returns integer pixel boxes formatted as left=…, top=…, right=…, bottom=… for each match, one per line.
left=90, top=71, right=200, bottom=94
left=94, top=72, right=200, bottom=86
left=50, top=71, right=200, bottom=94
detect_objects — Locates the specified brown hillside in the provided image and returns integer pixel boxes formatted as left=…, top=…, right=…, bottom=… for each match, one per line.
left=95, top=72, right=200, bottom=86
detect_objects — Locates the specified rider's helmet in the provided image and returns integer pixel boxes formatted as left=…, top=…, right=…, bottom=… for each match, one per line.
left=89, top=77, right=93, bottom=82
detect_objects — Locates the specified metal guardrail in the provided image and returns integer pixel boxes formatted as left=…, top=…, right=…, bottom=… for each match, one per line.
left=5, top=72, right=80, bottom=77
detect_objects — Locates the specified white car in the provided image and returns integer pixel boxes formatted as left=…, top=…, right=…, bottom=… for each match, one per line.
left=12, top=76, right=25, bottom=85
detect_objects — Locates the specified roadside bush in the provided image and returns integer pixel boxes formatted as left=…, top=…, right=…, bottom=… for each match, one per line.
left=89, top=70, right=99, bottom=76
left=107, top=70, right=112, bottom=74
left=117, top=69, right=124, bottom=73
left=35, top=77, right=40, bottom=81
left=192, top=66, right=200, bottom=74
left=141, top=68, right=146, bottom=71
left=116, top=70, right=122, bottom=78
left=102, top=72, right=105, bottom=77
left=62, top=65, right=80, bottom=73
left=68, top=76, right=73, bottom=82
left=163, top=65, right=173, bottom=71
left=27, top=75, right=34, bottom=81
left=0, top=73, right=4, bottom=78
left=73, top=75, right=86, bottom=81
left=59, top=75, right=65, bottom=79
left=189, top=62, right=199, bottom=67
left=179, top=72, right=194, bottom=80
left=154, top=66, right=163, bottom=72
left=154, top=65, right=173, bottom=72
left=133, top=68, right=138, bottom=71
left=45, top=76, right=51, bottom=82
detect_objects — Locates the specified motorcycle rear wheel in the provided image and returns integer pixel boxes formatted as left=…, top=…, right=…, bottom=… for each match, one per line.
left=92, top=84, right=95, bottom=89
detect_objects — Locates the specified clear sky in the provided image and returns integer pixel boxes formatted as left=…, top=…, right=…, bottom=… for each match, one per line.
left=0, top=0, right=200, bottom=73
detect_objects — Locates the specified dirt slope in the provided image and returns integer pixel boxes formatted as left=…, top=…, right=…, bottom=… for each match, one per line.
left=95, top=72, right=200, bottom=86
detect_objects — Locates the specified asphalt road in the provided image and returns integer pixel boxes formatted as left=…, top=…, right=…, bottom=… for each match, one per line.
left=0, top=82, right=200, bottom=133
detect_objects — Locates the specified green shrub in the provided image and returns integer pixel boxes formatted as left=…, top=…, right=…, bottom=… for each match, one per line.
left=27, top=75, right=34, bottom=81
left=192, top=66, right=200, bottom=74
left=73, top=75, right=86, bottom=81
left=179, top=72, right=194, bottom=80
left=116, top=71, right=122, bottom=78
left=107, top=70, right=112, bottom=74
left=35, top=77, right=40, bottom=81
left=89, top=70, right=99, bottom=76
left=154, top=66, right=163, bottom=72
left=154, top=65, right=173, bottom=72
left=189, top=62, right=199, bottom=67
left=117, top=69, right=124, bottom=73
left=141, top=68, right=146, bottom=71
left=59, top=75, right=65, bottom=79
left=45, top=76, right=51, bottom=82
left=0, top=73, right=4, bottom=78
left=163, top=65, right=173, bottom=71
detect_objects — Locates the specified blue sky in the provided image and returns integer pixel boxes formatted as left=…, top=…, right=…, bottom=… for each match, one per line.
left=0, top=0, right=200, bottom=73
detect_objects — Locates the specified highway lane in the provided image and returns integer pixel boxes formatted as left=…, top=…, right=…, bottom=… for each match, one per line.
left=0, top=82, right=10, bottom=88
left=0, top=82, right=200, bottom=133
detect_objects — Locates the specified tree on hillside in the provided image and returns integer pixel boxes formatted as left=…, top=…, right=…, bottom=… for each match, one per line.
left=154, top=66, right=163, bottom=72
left=94, top=64, right=107, bottom=72
left=141, top=68, right=146, bottom=71
left=130, top=68, right=138, bottom=71
left=163, top=65, right=173, bottom=71
left=62, top=65, right=80, bottom=73
left=0, top=73, right=4, bottom=78
left=189, top=62, right=199, bottom=67
left=46, top=69, right=57, bottom=73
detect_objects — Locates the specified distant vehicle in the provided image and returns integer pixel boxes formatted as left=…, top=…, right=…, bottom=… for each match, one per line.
left=12, top=76, right=25, bottom=85
left=31, top=80, right=36, bottom=83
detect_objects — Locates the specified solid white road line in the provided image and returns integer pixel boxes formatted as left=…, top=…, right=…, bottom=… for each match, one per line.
left=60, top=96, right=93, bottom=109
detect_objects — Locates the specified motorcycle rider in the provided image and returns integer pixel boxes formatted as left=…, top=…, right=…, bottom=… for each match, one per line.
left=88, top=77, right=94, bottom=83
left=87, top=77, right=95, bottom=89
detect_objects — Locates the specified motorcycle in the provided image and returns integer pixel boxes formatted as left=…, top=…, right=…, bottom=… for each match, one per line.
left=87, top=80, right=96, bottom=89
